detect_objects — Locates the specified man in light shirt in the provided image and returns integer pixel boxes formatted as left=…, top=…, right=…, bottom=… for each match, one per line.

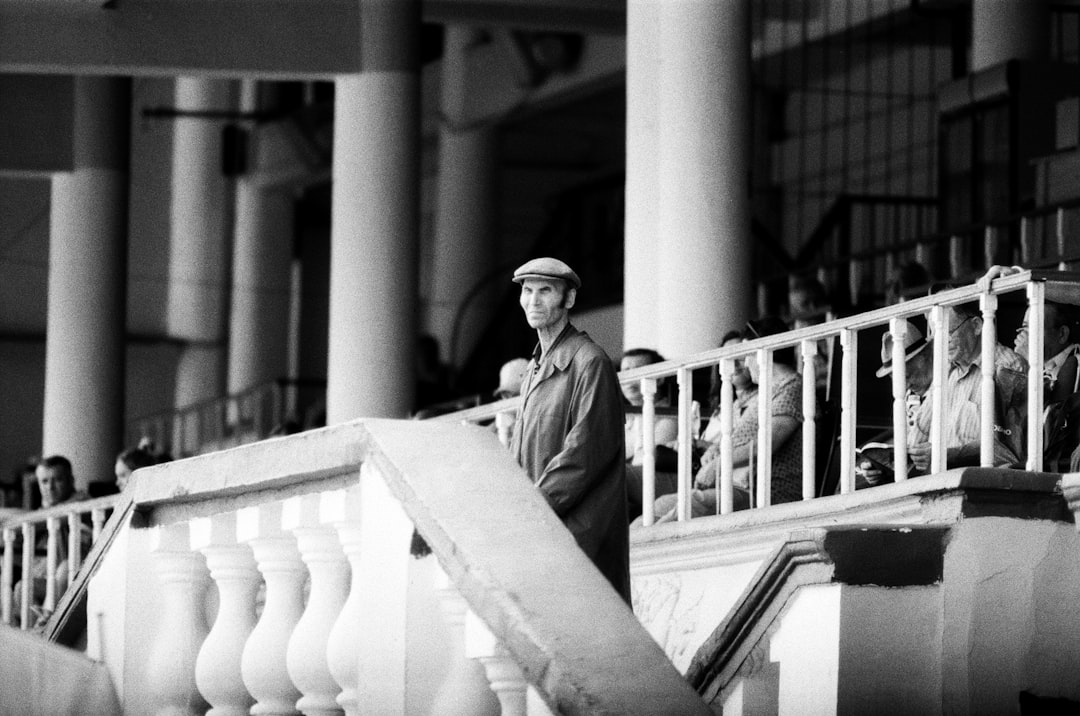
left=907, top=299, right=1028, bottom=471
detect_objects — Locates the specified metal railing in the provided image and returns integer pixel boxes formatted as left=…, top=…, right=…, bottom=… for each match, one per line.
left=128, top=377, right=327, bottom=458
left=1, top=494, right=122, bottom=630
left=436, top=269, right=1080, bottom=526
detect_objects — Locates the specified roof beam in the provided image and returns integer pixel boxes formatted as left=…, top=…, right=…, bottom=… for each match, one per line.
left=0, top=0, right=625, bottom=78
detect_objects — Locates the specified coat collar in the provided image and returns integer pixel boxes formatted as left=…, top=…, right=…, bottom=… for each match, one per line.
left=525, top=323, right=585, bottom=395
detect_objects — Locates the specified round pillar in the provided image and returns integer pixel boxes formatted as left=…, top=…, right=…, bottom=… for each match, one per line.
left=328, top=0, right=420, bottom=422
left=972, top=0, right=1049, bottom=71
left=167, top=78, right=234, bottom=409
left=623, top=0, right=662, bottom=351
left=42, top=77, right=130, bottom=490
left=428, top=25, right=497, bottom=371
left=228, top=82, right=293, bottom=396
left=654, top=0, right=753, bottom=358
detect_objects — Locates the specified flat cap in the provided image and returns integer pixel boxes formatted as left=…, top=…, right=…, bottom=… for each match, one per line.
left=512, top=257, right=581, bottom=290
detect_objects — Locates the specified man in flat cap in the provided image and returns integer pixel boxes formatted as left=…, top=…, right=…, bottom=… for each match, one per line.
left=510, top=257, right=630, bottom=603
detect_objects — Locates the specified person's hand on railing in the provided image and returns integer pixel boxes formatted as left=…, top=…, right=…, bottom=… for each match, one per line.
left=976, top=265, right=1023, bottom=293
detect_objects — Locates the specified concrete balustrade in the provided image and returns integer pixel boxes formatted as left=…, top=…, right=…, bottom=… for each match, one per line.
left=145, top=522, right=210, bottom=715
left=321, top=486, right=364, bottom=716
left=237, top=502, right=305, bottom=715
left=282, top=493, right=349, bottom=716
left=192, top=512, right=259, bottom=716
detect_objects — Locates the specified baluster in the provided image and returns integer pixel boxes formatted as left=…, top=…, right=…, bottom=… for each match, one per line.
left=756, top=348, right=773, bottom=508
left=323, top=486, right=364, bottom=716
left=67, top=512, right=82, bottom=577
left=800, top=340, right=817, bottom=499
left=979, top=292, right=998, bottom=467
left=19, top=522, right=33, bottom=629
left=238, top=502, right=305, bottom=716
left=676, top=368, right=693, bottom=521
left=43, top=516, right=60, bottom=613
left=145, top=522, right=211, bottom=715
left=838, top=329, right=857, bottom=494
left=1026, top=282, right=1046, bottom=472
left=92, top=508, right=107, bottom=542
left=890, top=318, right=910, bottom=482
left=466, top=610, right=526, bottom=716
left=430, top=568, right=499, bottom=716
left=192, top=512, right=259, bottom=716
left=929, top=305, right=950, bottom=474
left=494, top=409, right=515, bottom=447
left=283, top=493, right=349, bottom=716
left=1, top=527, right=14, bottom=625
left=640, top=377, right=658, bottom=526
left=718, top=358, right=736, bottom=515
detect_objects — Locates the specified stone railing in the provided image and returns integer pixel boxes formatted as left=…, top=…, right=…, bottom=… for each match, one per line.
left=89, top=419, right=710, bottom=715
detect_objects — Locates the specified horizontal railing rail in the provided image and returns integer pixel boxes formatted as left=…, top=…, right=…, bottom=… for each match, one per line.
left=434, top=269, right=1080, bottom=526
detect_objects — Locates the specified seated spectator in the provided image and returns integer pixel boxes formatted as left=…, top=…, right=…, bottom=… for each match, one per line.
left=787, top=276, right=830, bottom=329
left=854, top=319, right=934, bottom=488
left=620, top=348, right=679, bottom=520
left=11, top=456, right=91, bottom=627
left=1014, top=299, right=1080, bottom=471
left=651, top=317, right=803, bottom=520
left=907, top=294, right=1027, bottom=471
left=113, top=440, right=165, bottom=493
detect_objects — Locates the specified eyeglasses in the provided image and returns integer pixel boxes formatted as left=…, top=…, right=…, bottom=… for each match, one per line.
left=927, top=313, right=975, bottom=340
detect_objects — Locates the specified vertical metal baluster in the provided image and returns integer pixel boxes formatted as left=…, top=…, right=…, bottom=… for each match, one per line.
left=979, top=292, right=998, bottom=467
left=718, top=358, right=736, bottom=515
left=68, top=511, right=82, bottom=576
left=890, top=318, right=910, bottom=481
left=983, top=225, right=996, bottom=270
left=1026, top=281, right=1046, bottom=472
left=676, top=368, right=694, bottom=522
left=756, top=348, right=773, bottom=509
left=44, top=516, right=60, bottom=613
left=930, top=305, right=950, bottom=474
left=1, top=527, right=14, bottom=625
left=92, top=508, right=107, bottom=543
left=641, top=377, right=658, bottom=527
left=20, top=523, right=34, bottom=629
left=839, top=329, right=858, bottom=493
left=800, top=340, right=817, bottom=500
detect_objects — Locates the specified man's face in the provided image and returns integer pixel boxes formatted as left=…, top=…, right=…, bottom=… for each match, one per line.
left=1015, top=305, right=1068, bottom=362
left=905, top=348, right=934, bottom=396
left=942, top=307, right=981, bottom=365
left=519, top=278, right=575, bottom=331
left=620, top=353, right=653, bottom=404
left=36, top=464, right=73, bottom=508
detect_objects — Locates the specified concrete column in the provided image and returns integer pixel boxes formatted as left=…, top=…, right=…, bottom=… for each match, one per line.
left=228, top=83, right=293, bottom=396
left=328, top=0, right=420, bottom=422
left=623, top=0, right=662, bottom=351
left=972, top=0, right=1049, bottom=71
left=649, top=0, right=753, bottom=358
left=428, top=25, right=497, bottom=371
left=42, top=77, right=130, bottom=490
left=167, top=78, right=235, bottom=410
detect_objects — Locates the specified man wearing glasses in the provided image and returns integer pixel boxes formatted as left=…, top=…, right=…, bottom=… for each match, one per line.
left=907, top=299, right=1028, bottom=471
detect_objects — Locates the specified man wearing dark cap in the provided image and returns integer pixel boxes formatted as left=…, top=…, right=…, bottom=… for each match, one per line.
left=510, top=257, right=630, bottom=603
